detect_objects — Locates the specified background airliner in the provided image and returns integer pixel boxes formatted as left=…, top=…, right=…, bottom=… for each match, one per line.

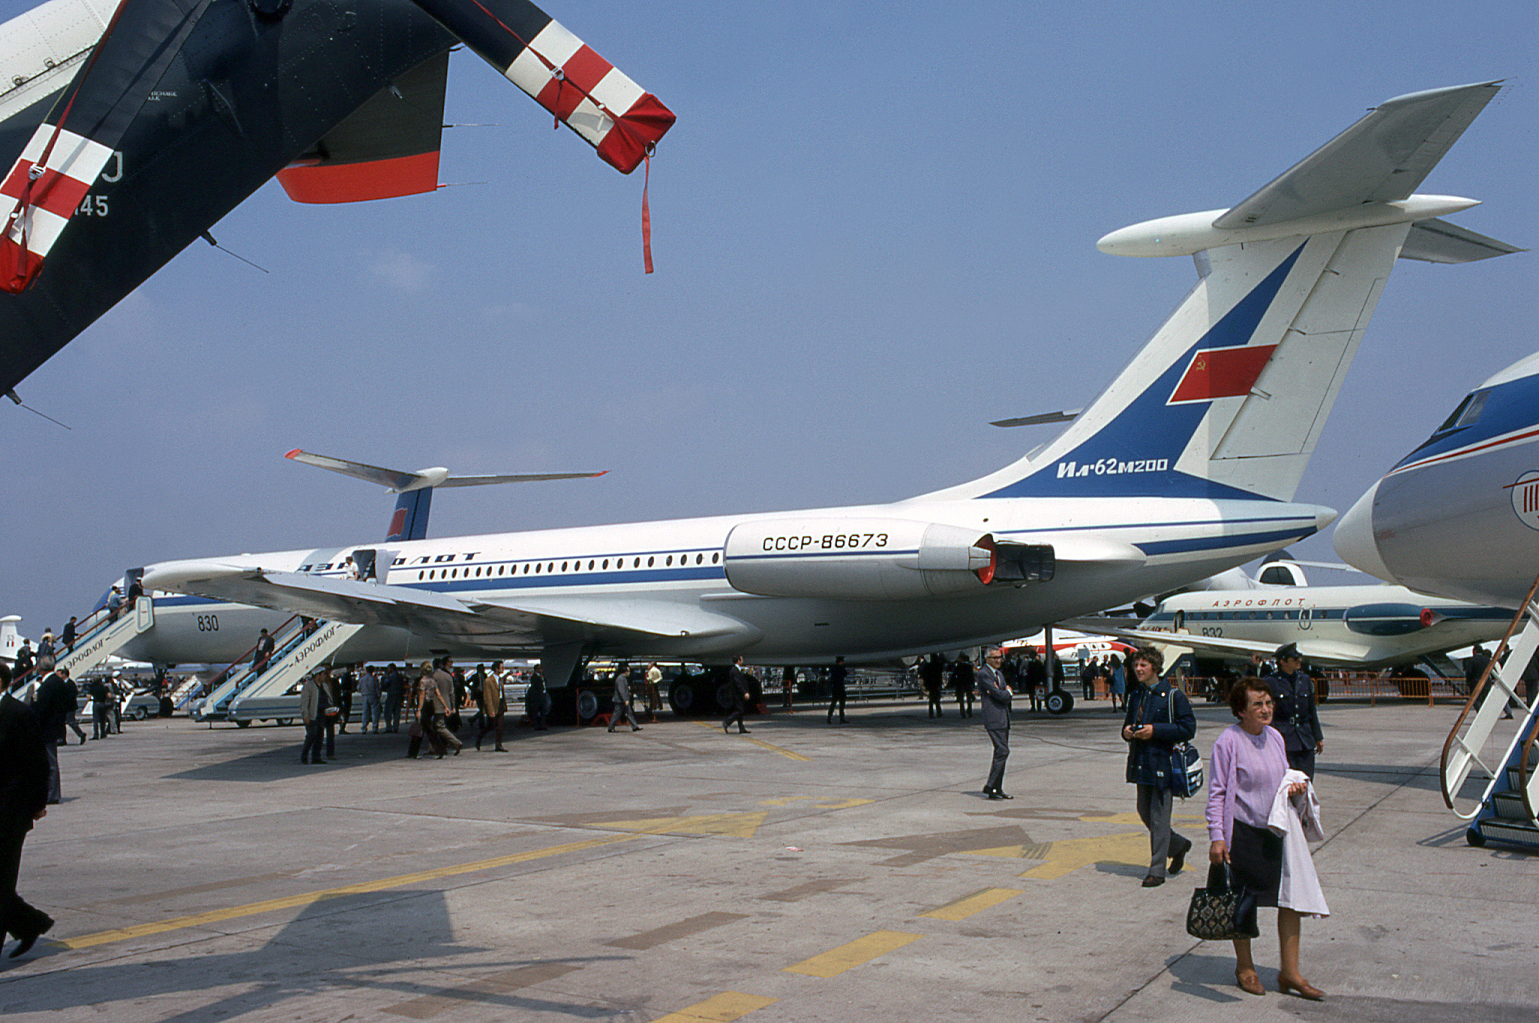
left=137, top=83, right=1516, bottom=689
left=1067, top=575, right=1508, bottom=670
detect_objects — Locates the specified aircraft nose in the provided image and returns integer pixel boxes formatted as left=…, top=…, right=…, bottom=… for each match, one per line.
left=1333, top=481, right=1394, bottom=582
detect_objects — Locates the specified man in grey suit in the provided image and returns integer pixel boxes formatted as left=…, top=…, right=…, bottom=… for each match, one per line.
left=607, top=666, right=642, bottom=732
left=977, top=647, right=1014, bottom=799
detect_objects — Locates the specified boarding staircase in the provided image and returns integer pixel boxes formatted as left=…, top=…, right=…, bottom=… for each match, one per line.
left=192, top=615, right=303, bottom=721
left=1441, top=571, right=1539, bottom=849
left=225, top=620, right=366, bottom=725
left=8, top=598, right=154, bottom=699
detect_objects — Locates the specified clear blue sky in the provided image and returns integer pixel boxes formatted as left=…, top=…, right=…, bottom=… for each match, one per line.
left=3, top=0, right=1536, bottom=642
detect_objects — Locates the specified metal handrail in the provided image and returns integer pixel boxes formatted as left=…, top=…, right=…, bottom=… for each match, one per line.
left=1439, top=568, right=1539, bottom=813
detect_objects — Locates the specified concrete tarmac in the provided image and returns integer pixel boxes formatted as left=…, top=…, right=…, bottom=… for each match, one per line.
left=1, top=696, right=1534, bottom=1022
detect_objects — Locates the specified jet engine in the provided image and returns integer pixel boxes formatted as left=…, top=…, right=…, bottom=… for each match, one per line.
left=722, top=518, right=1053, bottom=600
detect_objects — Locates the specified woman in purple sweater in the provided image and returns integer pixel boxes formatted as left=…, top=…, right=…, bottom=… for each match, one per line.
left=1206, top=678, right=1322, bottom=1000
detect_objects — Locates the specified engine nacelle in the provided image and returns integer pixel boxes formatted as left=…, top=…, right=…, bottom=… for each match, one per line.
left=723, top=518, right=1038, bottom=600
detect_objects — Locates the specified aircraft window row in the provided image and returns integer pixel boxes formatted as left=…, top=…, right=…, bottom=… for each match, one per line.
left=410, top=550, right=721, bottom=582
left=1187, top=609, right=1346, bottom=621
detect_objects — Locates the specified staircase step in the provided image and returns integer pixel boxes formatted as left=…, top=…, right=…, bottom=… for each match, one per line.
left=1491, top=792, right=1532, bottom=820
left=1480, top=819, right=1539, bottom=847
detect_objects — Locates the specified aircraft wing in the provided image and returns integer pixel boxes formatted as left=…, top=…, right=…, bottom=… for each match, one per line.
left=143, top=562, right=759, bottom=650
left=1213, top=80, right=1501, bottom=230
left=0, top=0, right=677, bottom=395
left=1060, top=617, right=1367, bottom=668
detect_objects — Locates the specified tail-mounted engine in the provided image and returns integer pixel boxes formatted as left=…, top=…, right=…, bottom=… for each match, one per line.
left=723, top=518, right=1054, bottom=600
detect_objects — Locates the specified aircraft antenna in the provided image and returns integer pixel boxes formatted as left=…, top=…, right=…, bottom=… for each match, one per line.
left=4, top=389, right=71, bottom=430
left=199, top=231, right=270, bottom=275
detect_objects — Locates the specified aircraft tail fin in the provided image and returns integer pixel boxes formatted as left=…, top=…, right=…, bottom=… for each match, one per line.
left=926, top=81, right=1512, bottom=505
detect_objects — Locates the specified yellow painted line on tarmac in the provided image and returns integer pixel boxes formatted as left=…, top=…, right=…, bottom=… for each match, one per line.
left=783, top=930, right=922, bottom=978
left=693, top=721, right=810, bottom=761
left=652, top=992, right=779, bottom=1023
left=58, top=833, right=638, bottom=950
left=919, top=887, right=1025, bottom=921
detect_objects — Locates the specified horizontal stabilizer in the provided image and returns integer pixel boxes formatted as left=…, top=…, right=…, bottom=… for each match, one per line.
left=285, top=449, right=605, bottom=492
left=1213, top=81, right=1502, bottom=229
left=1401, top=218, right=1526, bottom=263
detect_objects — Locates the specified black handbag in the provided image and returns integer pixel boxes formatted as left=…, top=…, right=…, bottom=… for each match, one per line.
left=1186, top=863, right=1259, bottom=940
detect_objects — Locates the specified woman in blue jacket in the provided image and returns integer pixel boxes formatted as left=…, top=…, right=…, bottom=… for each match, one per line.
left=1121, top=646, right=1197, bottom=887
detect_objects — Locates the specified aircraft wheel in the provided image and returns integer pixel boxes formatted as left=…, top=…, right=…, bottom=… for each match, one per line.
left=1044, top=690, right=1074, bottom=715
left=235, top=719, right=251, bottom=728
left=668, top=680, right=696, bottom=715
left=576, top=690, right=601, bottom=724
left=1467, top=827, right=1486, bottom=848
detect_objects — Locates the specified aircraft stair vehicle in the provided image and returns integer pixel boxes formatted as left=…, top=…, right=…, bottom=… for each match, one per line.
left=1441, top=571, right=1539, bottom=849
left=192, top=614, right=306, bottom=723
left=55, top=598, right=154, bottom=679
left=225, top=620, right=366, bottom=726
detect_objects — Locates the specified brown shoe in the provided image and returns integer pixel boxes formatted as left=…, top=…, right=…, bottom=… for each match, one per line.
left=1235, top=969, right=1264, bottom=996
left=1278, top=975, right=1324, bottom=1000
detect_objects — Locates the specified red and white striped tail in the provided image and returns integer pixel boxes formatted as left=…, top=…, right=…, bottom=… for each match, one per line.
left=0, top=123, right=114, bottom=293
left=503, top=19, right=674, bottom=174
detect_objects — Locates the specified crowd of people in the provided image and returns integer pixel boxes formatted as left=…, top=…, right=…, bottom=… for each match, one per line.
left=5, top=625, right=1337, bottom=992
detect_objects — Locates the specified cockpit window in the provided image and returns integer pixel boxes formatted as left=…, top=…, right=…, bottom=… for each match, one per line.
left=1433, top=388, right=1490, bottom=435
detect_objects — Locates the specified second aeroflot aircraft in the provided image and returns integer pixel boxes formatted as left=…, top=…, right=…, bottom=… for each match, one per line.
left=143, top=82, right=1516, bottom=687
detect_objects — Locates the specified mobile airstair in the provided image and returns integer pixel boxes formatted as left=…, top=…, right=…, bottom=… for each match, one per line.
left=192, top=614, right=304, bottom=722
left=8, top=599, right=155, bottom=699
left=1441, top=571, right=1539, bottom=849
left=225, top=620, right=365, bottom=725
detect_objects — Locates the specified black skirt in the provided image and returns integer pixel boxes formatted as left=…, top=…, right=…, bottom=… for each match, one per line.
left=1229, top=819, right=1283, bottom=907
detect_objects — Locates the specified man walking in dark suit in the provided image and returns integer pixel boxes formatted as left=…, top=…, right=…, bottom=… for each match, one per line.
left=723, top=656, right=754, bottom=734
left=31, top=667, right=73, bottom=804
left=977, top=647, right=1014, bottom=799
left=0, top=666, right=54, bottom=957
left=827, top=656, right=848, bottom=724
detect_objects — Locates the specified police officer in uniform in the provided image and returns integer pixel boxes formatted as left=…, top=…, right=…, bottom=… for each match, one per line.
left=1265, top=643, right=1324, bottom=777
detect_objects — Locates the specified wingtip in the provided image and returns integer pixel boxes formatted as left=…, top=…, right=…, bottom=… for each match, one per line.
left=284, top=448, right=304, bottom=460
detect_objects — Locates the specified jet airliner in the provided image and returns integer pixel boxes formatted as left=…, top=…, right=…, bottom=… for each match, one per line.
left=140, top=82, right=1517, bottom=691
left=1335, top=351, right=1539, bottom=608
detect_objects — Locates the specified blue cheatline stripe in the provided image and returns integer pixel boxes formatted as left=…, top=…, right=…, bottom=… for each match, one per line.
left=1392, top=372, right=1539, bottom=471
left=989, top=514, right=1314, bottom=538
left=402, top=565, right=728, bottom=595
left=1134, top=525, right=1319, bottom=557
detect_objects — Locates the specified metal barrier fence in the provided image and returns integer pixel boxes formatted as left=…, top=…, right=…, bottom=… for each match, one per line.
left=1179, top=675, right=1476, bottom=707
